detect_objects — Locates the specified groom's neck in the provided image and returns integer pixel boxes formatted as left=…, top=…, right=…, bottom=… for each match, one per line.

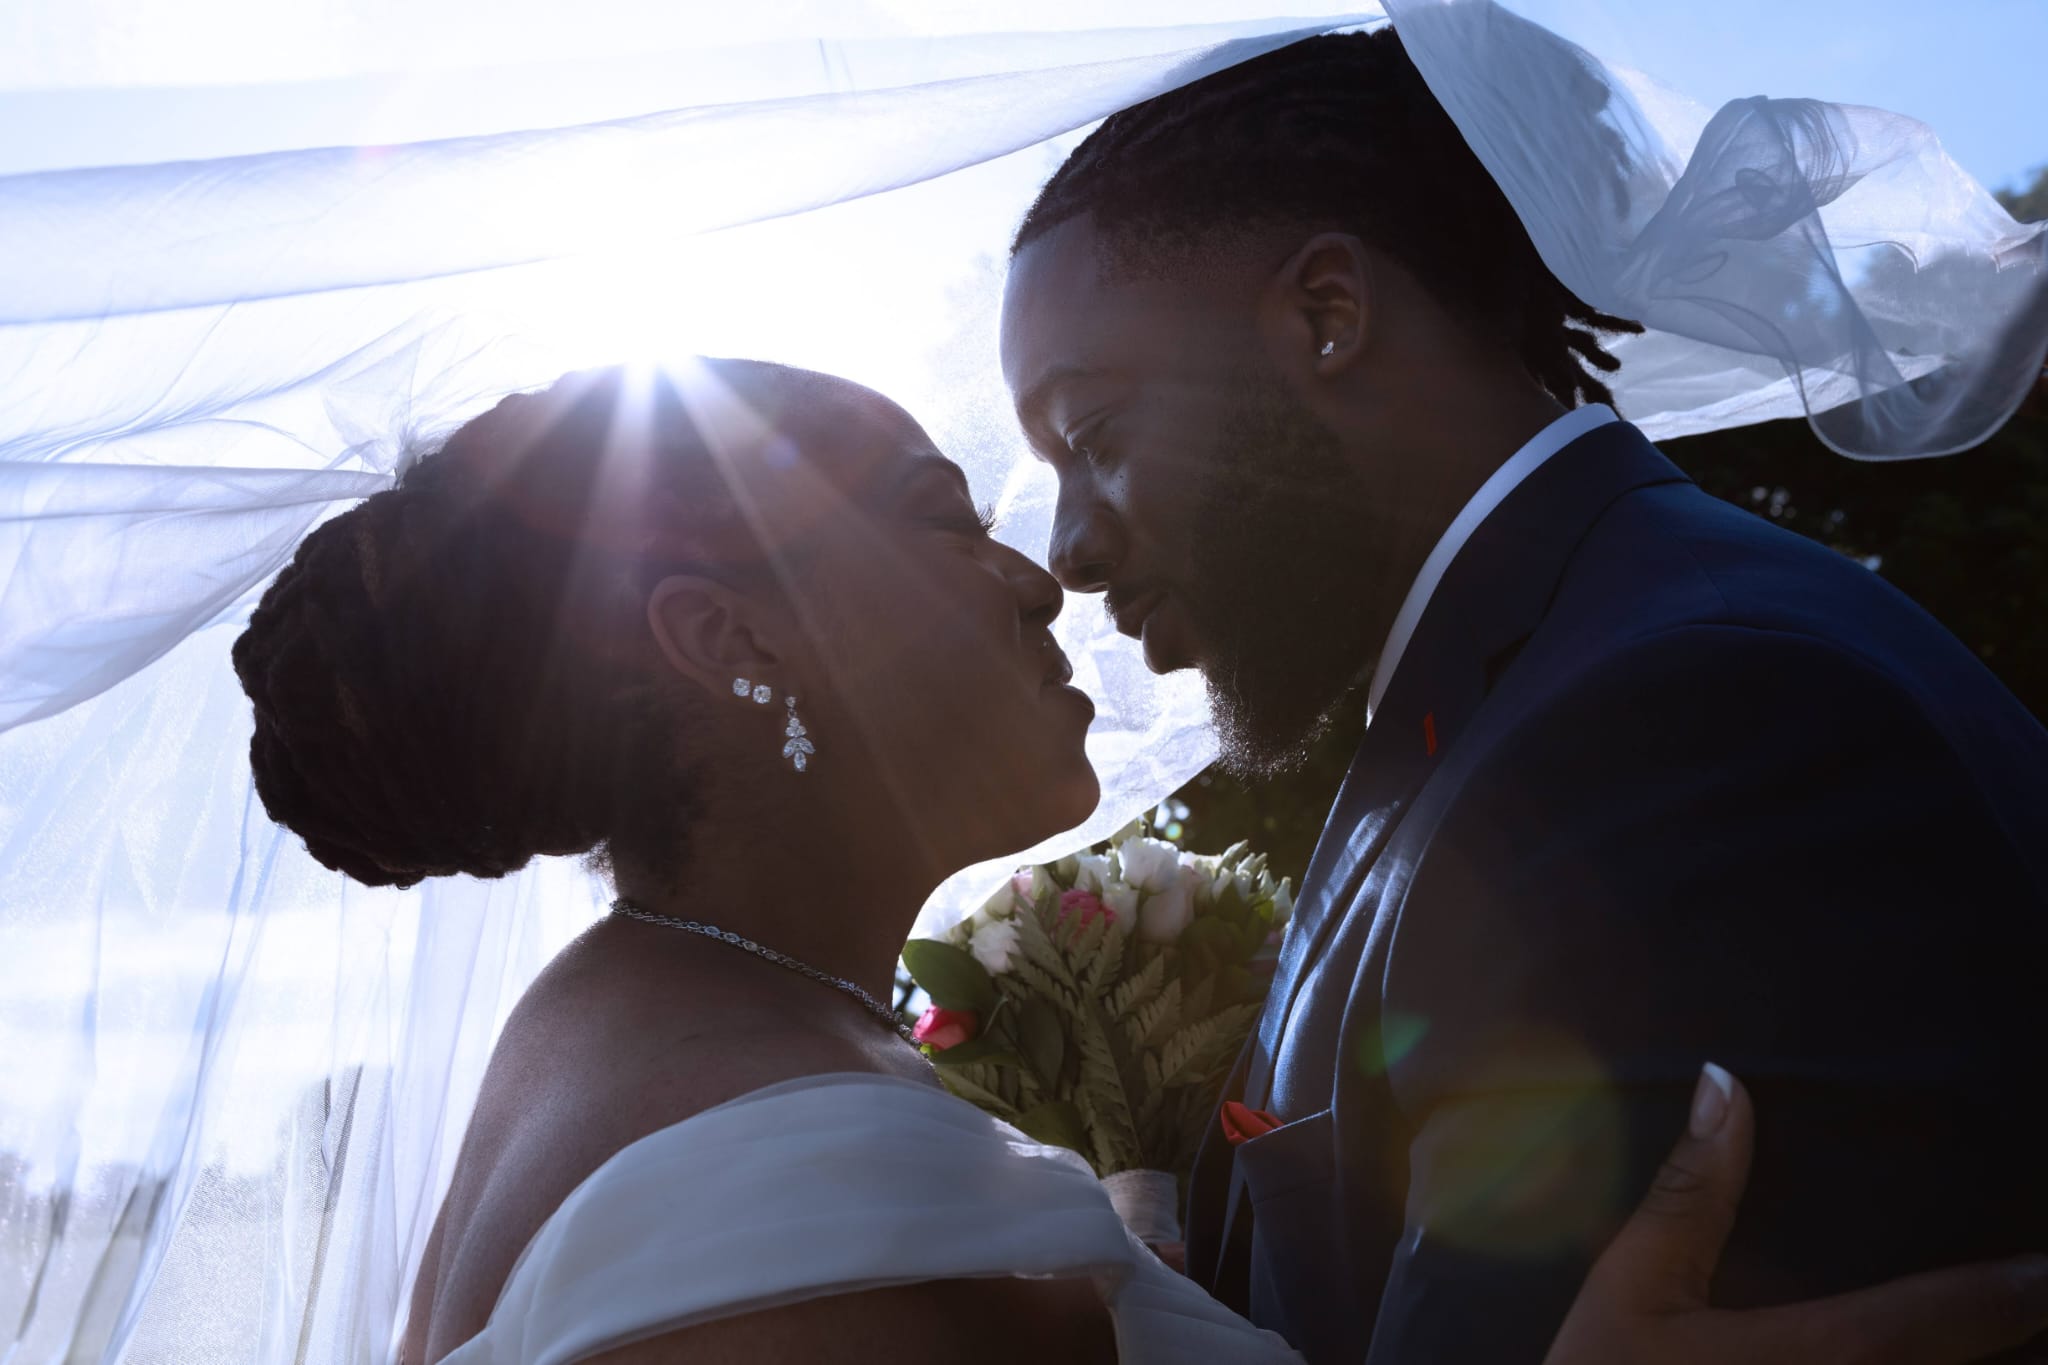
left=1334, top=347, right=1571, bottom=598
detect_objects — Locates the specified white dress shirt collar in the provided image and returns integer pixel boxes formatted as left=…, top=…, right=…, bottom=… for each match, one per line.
left=1363, top=403, right=1618, bottom=726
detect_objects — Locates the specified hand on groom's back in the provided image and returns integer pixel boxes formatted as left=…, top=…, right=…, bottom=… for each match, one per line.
left=1548, top=1065, right=2048, bottom=1365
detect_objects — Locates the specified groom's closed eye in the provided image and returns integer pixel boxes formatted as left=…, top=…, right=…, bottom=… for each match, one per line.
left=1065, top=418, right=1115, bottom=468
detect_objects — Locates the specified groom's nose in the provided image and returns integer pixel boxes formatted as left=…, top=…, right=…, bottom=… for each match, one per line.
left=1048, top=485, right=1124, bottom=595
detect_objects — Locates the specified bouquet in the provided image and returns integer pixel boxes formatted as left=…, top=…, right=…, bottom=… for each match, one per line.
left=900, top=821, right=1293, bottom=1243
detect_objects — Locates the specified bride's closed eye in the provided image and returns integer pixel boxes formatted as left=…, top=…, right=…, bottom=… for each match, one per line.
left=917, top=501, right=1000, bottom=540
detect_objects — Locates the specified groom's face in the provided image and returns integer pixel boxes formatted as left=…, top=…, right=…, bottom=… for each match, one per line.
left=1000, top=215, right=1382, bottom=776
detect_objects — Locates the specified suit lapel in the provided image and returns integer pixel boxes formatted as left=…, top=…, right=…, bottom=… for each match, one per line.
left=1201, top=423, right=1690, bottom=1289
left=1247, top=422, right=1686, bottom=1103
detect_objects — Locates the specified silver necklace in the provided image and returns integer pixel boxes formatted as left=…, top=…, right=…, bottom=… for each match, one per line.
left=609, top=898, right=916, bottom=1043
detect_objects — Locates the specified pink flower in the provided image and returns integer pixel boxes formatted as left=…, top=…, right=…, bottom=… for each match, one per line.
left=912, top=1005, right=979, bottom=1051
left=1056, top=888, right=1117, bottom=942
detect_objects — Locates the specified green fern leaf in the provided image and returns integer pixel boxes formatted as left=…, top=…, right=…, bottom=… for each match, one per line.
left=1081, top=917, right=1129, bottom=998
left=1109, top=951, right=1167, bottom=1018
left=1010, top=895, right=1081, bottom=994
left=1073, top=1002, right=1141, bottom=1171
left=1011, top=958, right=1076, bottom=1014
left=1067, top=910, right=1111, bottom=967
left=937, top=1065, right=1018, bottom=1120
left=1154, top=1015, right=1228, bottom=1091
left=1155, top=1002, right=1265, bottom=1091
left=1133, top=978, right=1182, bottom=1051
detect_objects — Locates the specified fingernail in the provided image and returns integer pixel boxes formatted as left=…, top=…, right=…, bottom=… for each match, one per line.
left=1689, top=1062, right=1734, bottom=1138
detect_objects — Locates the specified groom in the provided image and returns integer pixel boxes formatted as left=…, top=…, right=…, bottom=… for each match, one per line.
left=999, top=27, right=2048, bottom=1365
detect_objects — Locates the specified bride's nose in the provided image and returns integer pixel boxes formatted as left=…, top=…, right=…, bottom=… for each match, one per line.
left=1005, top=546, right=1063, bottom=632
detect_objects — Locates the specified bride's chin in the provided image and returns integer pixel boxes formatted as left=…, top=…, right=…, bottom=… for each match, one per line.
left=981, top=766, right=1099, bottom=866
left=1047, top=763, right=1103, bottom=832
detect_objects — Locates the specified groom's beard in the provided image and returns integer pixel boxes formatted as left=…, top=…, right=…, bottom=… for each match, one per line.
left=1187, top=373, right=1382, bottom=780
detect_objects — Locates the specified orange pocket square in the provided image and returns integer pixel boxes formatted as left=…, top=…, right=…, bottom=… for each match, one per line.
left=1220, top=1100, right=1283, bottom=1145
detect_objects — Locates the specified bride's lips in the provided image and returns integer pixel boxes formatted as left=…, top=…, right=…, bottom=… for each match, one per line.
left=1041, top=643, right=1096, bottom=719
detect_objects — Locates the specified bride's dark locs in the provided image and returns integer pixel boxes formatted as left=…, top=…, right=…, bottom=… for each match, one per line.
left=232, top=364, right=802, bottom=890
left=240, top=359, right=1098, bottom=901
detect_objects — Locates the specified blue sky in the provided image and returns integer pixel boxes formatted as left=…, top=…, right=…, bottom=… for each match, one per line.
left=1512, top=0, right=2045, bottom=195
left=2, top=2, right=2039, bottom=193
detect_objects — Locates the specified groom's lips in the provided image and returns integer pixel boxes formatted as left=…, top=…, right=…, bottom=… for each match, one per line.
left=1109, top=588, right=1165, bottom=643
left=1112, top=588, right=1193, bottom=674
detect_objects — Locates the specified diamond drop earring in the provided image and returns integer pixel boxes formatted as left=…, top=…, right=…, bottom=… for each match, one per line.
left=1319, top=340, right=1335, bottom=357
left=782, top=696, right=816, bottom=773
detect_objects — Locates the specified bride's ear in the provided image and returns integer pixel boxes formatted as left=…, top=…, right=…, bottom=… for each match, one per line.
left=1269, top=231, right=1372, bottom=376
left=645, top=575, right=782, bottom=697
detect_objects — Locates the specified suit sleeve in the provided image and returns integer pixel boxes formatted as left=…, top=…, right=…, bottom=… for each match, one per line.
left=1359, top=624, right=2047, bottom=1365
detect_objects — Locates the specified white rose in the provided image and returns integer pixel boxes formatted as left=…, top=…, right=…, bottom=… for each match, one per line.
left=974, top=879, right=1019, bottom=925
left=968, top=919, right=1021, bottom=974
left=1102, top=881, right=1140, bottom=920
left=1118, top=837, right=1182, bottom=894
left=1072, top=853, right=1111, bottom=894
left=1139, top=867, right=1200, bottom=943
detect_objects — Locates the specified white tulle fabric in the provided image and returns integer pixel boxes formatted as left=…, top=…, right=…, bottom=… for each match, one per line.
left=0, top=2, right=2040, bottom=1362
left=441, top=1074, right=1300, bottom=1364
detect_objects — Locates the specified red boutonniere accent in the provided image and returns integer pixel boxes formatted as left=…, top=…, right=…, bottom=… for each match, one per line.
left=1220, top=1100, right=1283, bottom=1145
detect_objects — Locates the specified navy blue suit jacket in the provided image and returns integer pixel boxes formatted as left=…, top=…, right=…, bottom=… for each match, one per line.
left=1183, top=420, right=2048, bottom=1364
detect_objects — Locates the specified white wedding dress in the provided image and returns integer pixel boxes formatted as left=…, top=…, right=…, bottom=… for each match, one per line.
left=439, top=1073, right=1301, bottom=1364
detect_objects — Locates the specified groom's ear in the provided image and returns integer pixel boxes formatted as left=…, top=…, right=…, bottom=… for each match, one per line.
left=645, top=575, right=784, bottom=698
left=1266, top=231, right=1372, bottom=377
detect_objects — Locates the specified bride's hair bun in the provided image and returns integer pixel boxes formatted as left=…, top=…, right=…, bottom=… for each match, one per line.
left=231, top=366, right=757, bottom=889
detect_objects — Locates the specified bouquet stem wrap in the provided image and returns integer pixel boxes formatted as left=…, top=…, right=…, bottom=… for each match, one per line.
left=1102, top=1169, right=1182, bottom=1245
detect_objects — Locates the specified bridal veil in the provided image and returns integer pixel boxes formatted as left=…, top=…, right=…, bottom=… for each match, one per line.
left=0, top=2, right=2040, bottom=1359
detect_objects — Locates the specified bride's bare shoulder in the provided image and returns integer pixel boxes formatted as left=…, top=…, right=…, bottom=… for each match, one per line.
left=408, top=935, right=921, bottom=1363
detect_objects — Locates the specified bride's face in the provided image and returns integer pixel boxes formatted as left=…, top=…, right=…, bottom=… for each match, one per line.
left=736, top=377, right=1100, bottom=866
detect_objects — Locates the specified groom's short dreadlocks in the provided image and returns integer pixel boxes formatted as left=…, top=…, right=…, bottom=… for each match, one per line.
left=1011, top=26, right=1643, bottom=409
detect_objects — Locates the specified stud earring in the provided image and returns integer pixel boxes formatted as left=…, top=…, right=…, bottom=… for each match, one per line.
left=1319, top=340, right=1336, bottom=357
left=732, top=678, right=772, bottom=705
left=782, top=696, right=816, bottom=773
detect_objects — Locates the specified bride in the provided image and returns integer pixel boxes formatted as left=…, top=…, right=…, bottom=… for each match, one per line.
left=230, top=361, right=2046, bottom=1364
